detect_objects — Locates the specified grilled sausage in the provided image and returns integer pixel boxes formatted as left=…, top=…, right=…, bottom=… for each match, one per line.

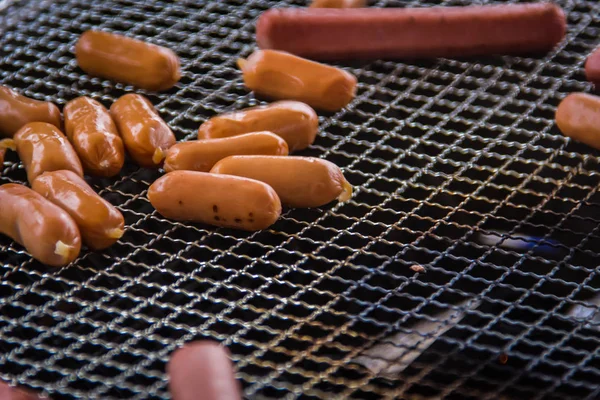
left=164, top=132, right=288, bottom=173
left=210, top=155, right=352, bottom=207
left=0, top=183, right=81, bottom=267
left=0, top=85, right=61, bottom=138
left=110, top=94, right=176, bottom=168
left=0, top=381, right=49, bottom=400
left=64, top=96, right=125, bottom=177
left=75, top=30, right=181, bottom=91
left=14, top=122, right=84, bottom=184
left=310, top=0, right=366, bottom=8
left=237, top=50, right=357, bottom=112
left=148, top=171, right=281, bottom=231
left=0, top=139, right=16, bottom=173
left=585, top=47, right=600, bottom=88
left=168, top=341, right=242, bottom=400
left=256, top=4, right=566, bottom=60
left=32, top=170, right=124, bottom=250
left=555, top=93, right=600, bottom=150
left=197, top=101, right=318, bottom=152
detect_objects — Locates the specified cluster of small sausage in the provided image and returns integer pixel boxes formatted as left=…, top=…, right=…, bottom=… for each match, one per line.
left=0, top=27, right=357, bottom=267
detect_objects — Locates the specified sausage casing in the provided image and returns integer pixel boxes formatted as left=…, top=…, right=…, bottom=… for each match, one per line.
left=64, top=96, right=125, bottom=177
left=110, top=94, right=176, bottom=168
left=210, top=155, right=352, bottom=208
left=0, top=85, right=61, bottom=138
left=237, top=50, right=357, bottom=112
left=168, top=341, right=242, bottom=400
left=310, top=0, right=366, bottom=8
left=0, top=183, right=81, bottom=267
left=256, top=5, right=566, bottom=60
left=32, top=170, right=125, bottom=250
left=197, top=101, right=318, bottom=152
left=555, top=93, right=600, bottom=150
left=14, top=122, right=84, bottom=184
left=75, top=30, right=181, bottom=91
left=164, top=132, right=288, bottom=173
left=148, top=171, right=281, bottom=231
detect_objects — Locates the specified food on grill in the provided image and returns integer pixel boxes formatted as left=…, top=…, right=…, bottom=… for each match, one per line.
left=585, top=47, right=600, bottom=88
left=0, top=380, right=50, bottom=400
left=164, top=132, right=289, bottom=173
left=237, top=50, right=357, bottom=112
left=198, top=101, right=318, bottom=152
left=148, top=170, right=282, bottom=231
left=0, top=85, right=61, bottom=138
left=555, top=92, right=600, bottom=150
left=75, top=30, right=181, bottom=91
left=310, top=0, right=366, bottom=8
left=255, top=4, right=566, bottom=60
left=14, top=122, right=84, bottom=184
left=0, top=139, right=16, bottom=173
left=0, top=183, right=81, bottom=267
left=64, top=96, right=125, bottom=177
left=110, top=93, right=176, bottom=168
left=211, top=155, right=352, bottom=208
left=167, top=341, right=242, bottom=400
left=32, top=170, right=125, bottom=250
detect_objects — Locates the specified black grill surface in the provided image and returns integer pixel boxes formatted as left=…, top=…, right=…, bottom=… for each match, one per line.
left=2, top=0, right=600, bottom=399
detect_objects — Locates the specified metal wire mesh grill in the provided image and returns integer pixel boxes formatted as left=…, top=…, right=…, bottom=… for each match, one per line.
left=1, top=0, right=600, bottom=398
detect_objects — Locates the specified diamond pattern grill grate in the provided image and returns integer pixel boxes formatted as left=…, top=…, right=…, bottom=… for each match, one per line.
left=2, top=0, right=600, bottom=399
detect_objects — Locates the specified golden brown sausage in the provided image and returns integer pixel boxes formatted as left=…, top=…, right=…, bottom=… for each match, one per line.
left=210, top=155, right=352, bottom=208
left=310, top=0, right=366, bottom=8
left=0, top=139, right=16, bottom=174
left=197, top=101, right=318, bottom=152
left=237, top=50, right=357, bottom=112
left=64, top=96, right=125, bottom=177
left=148, top=171, right=281, bottom=231
left=75, top=30, right=181, bottom=91
left=110, top=94, right=176, bottom=168
left=164, top=132, right=288, bottom=173
left=0, top=85, right=61, bottom=138
left=14, top=122, right=84, bottom=184
left=0, top=183, right=81, bottom=267
left=555, top=93, right=600, bottom=150
left=32, top=170, right=125, bottom=250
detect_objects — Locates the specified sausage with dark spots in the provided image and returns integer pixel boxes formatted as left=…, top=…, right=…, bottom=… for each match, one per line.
left=148, top=170, right=281, bottom=231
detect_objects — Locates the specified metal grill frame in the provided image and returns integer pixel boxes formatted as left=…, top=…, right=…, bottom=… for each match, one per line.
left=2, top=0, right=600, bottom=399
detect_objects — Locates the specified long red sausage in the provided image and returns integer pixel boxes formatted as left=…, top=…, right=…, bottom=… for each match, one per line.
left=256, top=4, right=566, bottom=60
